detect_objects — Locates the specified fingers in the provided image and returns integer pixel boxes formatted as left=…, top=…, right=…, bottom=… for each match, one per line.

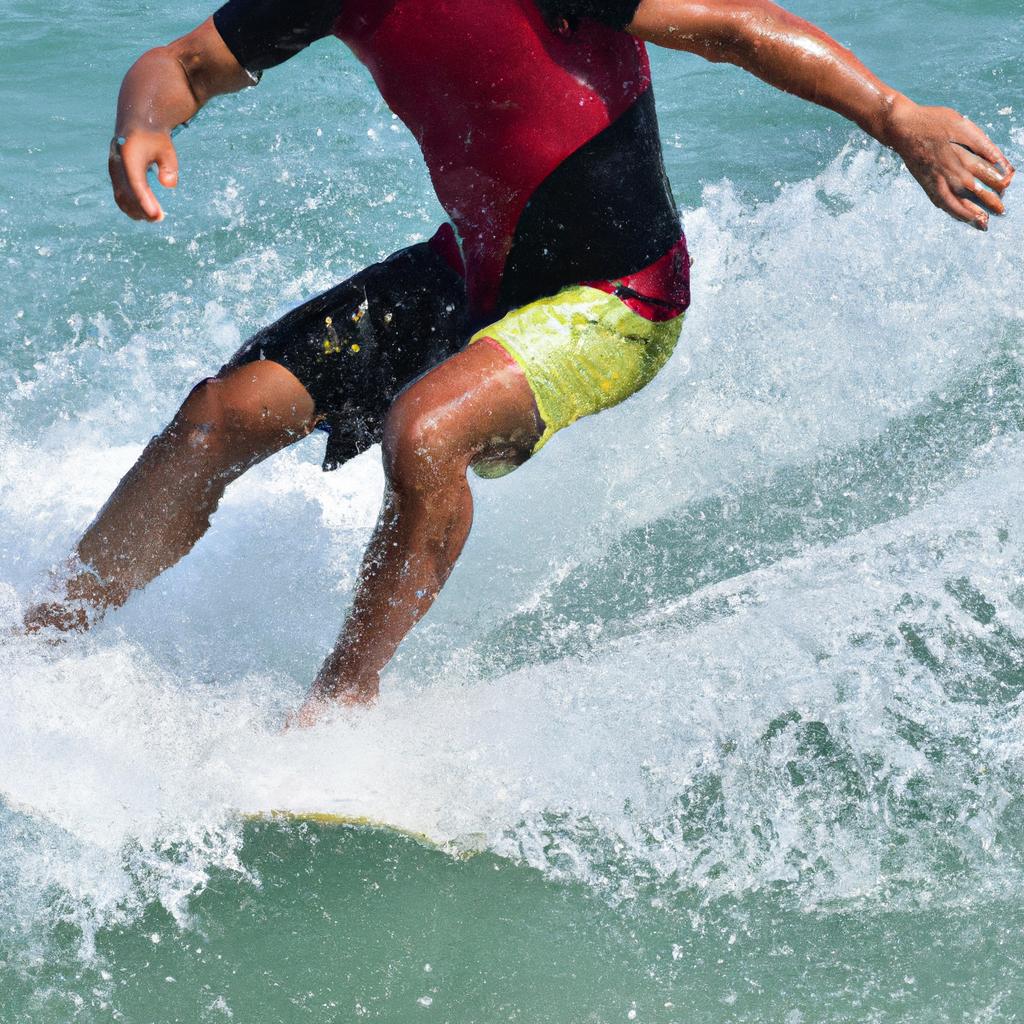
left=107, top=132, right=178, bottom=222
left=962, top=152, right=1014, bottom=196
left=954, top=115, right=1015, bottom=179
left=934, top=176, right=989, bottom=230
left=956, top=176, right=1004, bottom=217
left=896, top=105, right=1014, bottom=232
left=949, top=157, right=1005, bottom=218
left=948, top=140, right=1014, bottom=220
left=122, top=140, right=163, bottom=222
left=954, top=179, right=1001, bottom=220
left=155, top=139, right=179, bottom=190
left=108, top=139, right=148, bottom=221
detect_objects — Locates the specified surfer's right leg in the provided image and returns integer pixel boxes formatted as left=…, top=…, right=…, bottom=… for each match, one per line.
left=23, top=229, right=468, bottom=632
left=23, top=360, right=319, bottom=632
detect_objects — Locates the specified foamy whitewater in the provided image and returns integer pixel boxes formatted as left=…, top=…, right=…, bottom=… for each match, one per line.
left=1, top=1, right=1022, bottom=1020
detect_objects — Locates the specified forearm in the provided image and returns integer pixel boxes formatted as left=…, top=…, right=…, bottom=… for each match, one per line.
left=115, top=48, right=204, bottom=138
left=109, top=19, right=253, bottom=221
left=632, top=0, right=903, bottom=144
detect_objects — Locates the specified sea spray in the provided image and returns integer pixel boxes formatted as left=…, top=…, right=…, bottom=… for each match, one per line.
left=1, top=140, right=1021, bottom=955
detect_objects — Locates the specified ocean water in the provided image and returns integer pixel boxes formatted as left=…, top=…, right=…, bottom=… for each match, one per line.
left=1, top=0, right=1023, bottom=1020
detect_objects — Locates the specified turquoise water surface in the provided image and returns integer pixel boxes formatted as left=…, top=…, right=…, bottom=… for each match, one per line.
left=1, top=1, right=1023, bottom=1021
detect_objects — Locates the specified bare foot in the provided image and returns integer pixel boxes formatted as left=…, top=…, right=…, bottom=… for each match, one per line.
left=22, top=600, right=91, bottom=635
left=283, top=677, right=379, bottom=731
left=20, top=559, right=123, bottom=637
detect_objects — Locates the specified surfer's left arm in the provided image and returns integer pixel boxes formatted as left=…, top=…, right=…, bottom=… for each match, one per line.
left=628, top=0, right=1015, bottom=230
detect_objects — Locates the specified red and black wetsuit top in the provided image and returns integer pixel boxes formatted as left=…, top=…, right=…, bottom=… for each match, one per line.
left=213, top=0, right=687, bottom=321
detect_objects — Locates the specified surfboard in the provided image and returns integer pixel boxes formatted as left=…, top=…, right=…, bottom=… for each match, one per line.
left=1, top=787, right=478, bottom=857
left=242, top=810, right=443, bottom=849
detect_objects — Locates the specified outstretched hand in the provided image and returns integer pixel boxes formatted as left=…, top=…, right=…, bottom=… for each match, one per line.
left=108, top=130, right=179, bottom=222
left=884, top=97, right=1015, bottom=230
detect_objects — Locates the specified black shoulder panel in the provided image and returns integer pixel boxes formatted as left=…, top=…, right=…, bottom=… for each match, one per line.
left=534, top=0, right=642, bottom=30
left=498, top=88, right=680, bottom=313
left=213, top=0, right=342, bottom=77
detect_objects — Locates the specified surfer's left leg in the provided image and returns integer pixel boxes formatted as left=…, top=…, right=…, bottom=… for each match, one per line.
left=296, top=278, right=688, bottom=722
left=295, top=340, right=542, bottom=721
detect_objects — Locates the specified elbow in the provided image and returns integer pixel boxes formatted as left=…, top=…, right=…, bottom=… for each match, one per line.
left=168, top=38, right=237, bottom=106
left=686, top=3, right=766, bottom=66
left=696, top=0, right=801, bottom=68
left=124, top=43, right=206, bottom=107
left=123, top=43, right=167, bottom=79
left=712, top=6, right=772, bottom=67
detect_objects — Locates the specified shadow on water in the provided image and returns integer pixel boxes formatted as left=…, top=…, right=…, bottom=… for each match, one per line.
left=479, top=331, right=1024, bottom=674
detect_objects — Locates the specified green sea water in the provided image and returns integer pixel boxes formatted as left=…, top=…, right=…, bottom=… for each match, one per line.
left=1, top=1, right=1023, bottom=1021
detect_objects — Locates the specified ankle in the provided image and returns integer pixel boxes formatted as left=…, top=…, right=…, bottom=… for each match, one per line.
left=23, top=557, right=123, bottom=635
left=65, top=568, right=130, bottom=609
left=312, top=662, right=381, bottom=706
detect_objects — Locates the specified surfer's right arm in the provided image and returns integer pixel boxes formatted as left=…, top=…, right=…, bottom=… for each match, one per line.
left=110, top=18, right=252, bottom=222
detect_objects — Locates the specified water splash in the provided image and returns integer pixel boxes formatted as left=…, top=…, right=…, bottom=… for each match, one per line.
left=0, top=139, right=1022, bottom=975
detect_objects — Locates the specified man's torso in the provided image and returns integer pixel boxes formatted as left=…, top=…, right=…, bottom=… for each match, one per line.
left=214, top=0, right=682, bottom=316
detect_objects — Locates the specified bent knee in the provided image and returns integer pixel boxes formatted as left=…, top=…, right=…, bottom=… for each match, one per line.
left=382, top=393, right=469, bottom=491
left=175, top=365, right=313, bottom=454
left=175, top=376, right=256, bottom=449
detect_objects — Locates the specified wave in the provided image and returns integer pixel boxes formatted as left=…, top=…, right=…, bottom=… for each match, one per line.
left=1, top=137, right=1022, bottom=966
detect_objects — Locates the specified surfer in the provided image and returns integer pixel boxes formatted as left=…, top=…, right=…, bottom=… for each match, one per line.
left=25, top=0, right=1013, bottom=724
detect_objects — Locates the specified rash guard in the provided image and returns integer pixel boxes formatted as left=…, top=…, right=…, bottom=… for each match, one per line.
left=212, top=0, right=683, bottom=319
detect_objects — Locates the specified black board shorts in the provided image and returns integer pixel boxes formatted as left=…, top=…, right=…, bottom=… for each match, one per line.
left=223, top=239, right=469, bottom=471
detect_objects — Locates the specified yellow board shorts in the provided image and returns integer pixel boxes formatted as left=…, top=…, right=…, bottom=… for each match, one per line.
left=469, top=284, right=685, bottom=477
